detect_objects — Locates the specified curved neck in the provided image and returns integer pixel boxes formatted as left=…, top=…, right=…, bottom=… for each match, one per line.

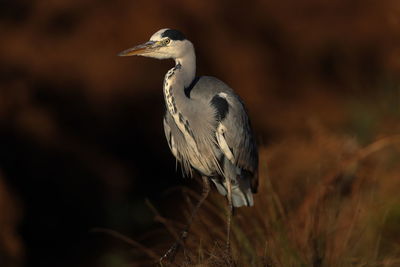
left=174, top=49, right=196, bottom=88
left=163, top=48, right=196, bottom=117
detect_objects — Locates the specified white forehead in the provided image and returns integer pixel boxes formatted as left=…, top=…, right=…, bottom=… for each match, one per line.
left=150, top=28, right=170, bottom=41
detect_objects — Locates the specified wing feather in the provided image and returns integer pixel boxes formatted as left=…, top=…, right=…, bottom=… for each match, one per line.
left=212, top=92, right=258, bottom=192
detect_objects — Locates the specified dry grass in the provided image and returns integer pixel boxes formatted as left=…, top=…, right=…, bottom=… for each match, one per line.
left=122, top=124, right=400, bottom=267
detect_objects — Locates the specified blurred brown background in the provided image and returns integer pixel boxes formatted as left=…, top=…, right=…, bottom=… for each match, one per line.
left=0, top=0, right=400, bottom=266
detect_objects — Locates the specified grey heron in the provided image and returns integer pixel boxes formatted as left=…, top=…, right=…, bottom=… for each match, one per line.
left=119, top=28, right=258, bottom=258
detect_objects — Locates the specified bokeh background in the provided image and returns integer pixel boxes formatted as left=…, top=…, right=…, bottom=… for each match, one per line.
left=1, top=0, right=400, bottom=266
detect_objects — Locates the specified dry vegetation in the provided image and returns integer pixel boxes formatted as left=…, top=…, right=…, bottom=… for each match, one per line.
left=107, top=125, right=400, bottom=266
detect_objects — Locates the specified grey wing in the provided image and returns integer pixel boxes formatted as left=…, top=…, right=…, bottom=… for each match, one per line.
left=212, top=92, right=259, bottom=192
left=163, top=114, right=194, bottom=177
left=163, top=116, right=179, bottom=160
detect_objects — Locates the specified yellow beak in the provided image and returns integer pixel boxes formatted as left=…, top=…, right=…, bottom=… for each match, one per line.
left=118, top=41, right=157, bottom=57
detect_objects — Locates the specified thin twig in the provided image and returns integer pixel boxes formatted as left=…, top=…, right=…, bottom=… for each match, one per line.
left=145, top=199, right=181, bottom=241
left=90, top=228, right=160, bottom=260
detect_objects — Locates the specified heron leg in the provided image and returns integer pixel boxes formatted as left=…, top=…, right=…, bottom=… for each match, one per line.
left=160, top=175, right=210, bottom=263
left=181, top=175, right=210, bottom=243
left=225, top=175, right=233, bottom=252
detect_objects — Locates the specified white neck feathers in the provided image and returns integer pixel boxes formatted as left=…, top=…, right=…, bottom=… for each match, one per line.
left=174, top=48, right=196, bottom=88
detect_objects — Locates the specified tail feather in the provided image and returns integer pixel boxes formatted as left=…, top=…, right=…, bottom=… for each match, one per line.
left=232, top=183, right=253, bottom=207
left=210, top=159, right=254, bottom=207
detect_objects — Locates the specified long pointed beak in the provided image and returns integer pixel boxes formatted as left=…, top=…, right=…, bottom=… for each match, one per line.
left=118, top=41, right=157, bottom=57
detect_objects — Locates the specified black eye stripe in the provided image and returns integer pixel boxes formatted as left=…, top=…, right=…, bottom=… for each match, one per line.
left=161, top=29, right=186, bottom=41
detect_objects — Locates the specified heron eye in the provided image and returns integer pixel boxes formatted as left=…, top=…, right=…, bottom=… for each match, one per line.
left=164, top=38, right=171, bottom=45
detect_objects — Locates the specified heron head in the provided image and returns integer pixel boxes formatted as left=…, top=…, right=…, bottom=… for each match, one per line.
left=118, top=29, right=193, bottom=60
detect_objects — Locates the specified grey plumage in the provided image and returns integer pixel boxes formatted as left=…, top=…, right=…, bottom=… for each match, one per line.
left=119, top=28, right=258, bottom=207
left=163, top=76, right=258, bottom=206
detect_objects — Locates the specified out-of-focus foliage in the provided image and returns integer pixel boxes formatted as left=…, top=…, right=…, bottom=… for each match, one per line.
left=0, top=173, right=23, bottom=267
left=0, top=0, right=399, bottom=266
